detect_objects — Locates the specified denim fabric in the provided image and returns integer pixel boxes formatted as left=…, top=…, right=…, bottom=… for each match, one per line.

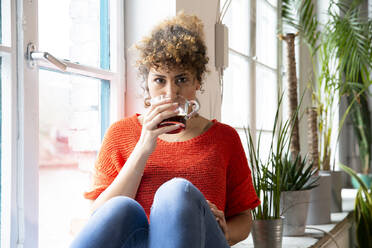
left=70, top=178, right=230, bottom=248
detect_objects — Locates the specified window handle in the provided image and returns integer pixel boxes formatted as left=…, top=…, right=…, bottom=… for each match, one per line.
left=26, top=42, right=67, bottom=71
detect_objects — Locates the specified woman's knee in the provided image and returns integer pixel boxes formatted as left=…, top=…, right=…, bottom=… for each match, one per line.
left=71, top=196, right=148, bottom=248
left=152, top=178, right=204, bottom=210
left=95, top=196, right=148, bottom=226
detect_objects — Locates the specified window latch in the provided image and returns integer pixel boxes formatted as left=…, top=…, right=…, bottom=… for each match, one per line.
left=26, top=42, right=67, bottom=71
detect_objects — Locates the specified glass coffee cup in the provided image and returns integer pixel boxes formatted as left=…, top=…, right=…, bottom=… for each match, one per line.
left=150, top=95, right=200, bottom=134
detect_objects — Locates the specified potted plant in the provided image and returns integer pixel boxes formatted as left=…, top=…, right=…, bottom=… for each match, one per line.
left=312, top=0, right=372, bottom=201
left=244, top=95, right=291, bottom=247
left=276, top=152, right=319, bottom=236
left=245, top=128, right=283, bottom=248
left=281, top=0, right=372, bottom=214
left=340, top=164, right=372, bottom=247
left=267, top=92, right=319, bottom=236
left=281, top=0, right=336, bottom=222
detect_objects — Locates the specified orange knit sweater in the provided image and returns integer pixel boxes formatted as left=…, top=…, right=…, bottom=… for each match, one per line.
left=85, top=114, right=260, bottom=218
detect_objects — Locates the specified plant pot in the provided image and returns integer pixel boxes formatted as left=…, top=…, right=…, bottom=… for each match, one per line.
left=351, top=173, right=372, bottom=188
left=330, top=171, right=344, bottom=212
left=280, top=190, right=310, bottom=236
left=306, top=172, right=331, bottom=225
left=251, top=218, right=283, bottom=248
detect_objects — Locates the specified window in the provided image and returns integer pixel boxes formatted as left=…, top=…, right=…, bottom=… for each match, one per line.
left=37, top=1, right=124, bottom=247
left=222, top=0, right=281, bottom=159
left=0, top=0, right=12, bottom=246
left=1, top=0, right=125, bottom=247
left=0, top=51, right=11, bottom=248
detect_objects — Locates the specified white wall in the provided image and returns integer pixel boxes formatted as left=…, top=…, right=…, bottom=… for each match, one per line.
left=176, top=0, right=221, bottom=120
left=124, top=0, right=176, bottom=116
left=124, top=0, right=221, bottom=120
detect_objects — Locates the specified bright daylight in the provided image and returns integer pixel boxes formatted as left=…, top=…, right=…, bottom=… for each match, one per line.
left=0, top=0, right=371, bottom=248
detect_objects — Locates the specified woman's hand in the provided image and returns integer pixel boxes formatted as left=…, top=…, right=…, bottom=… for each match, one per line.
left=206, top=200, right=231, bottom=244
left=137, top=97, right=181, bottom=155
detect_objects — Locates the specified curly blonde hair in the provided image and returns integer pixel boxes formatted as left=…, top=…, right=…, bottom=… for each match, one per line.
left=135, top=12, right=209, bottom=93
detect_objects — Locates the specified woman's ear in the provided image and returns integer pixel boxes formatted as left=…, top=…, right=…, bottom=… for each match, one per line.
left=195, top=81, right=201, bottom=90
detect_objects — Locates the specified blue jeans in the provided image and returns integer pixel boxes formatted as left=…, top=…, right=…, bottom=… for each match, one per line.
left=70, top=178, right=230, bottom=248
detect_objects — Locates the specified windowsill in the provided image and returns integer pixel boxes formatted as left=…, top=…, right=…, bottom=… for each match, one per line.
left=233, top=189, right=357, bottom=248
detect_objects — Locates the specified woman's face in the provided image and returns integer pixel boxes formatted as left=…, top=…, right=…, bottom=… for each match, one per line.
left=147, top=67, right=200, bottom=100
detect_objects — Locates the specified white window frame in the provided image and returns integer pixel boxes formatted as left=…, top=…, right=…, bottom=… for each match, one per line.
left=1, top=0, right=19, bottom=247
left=1, top=0, right=125, bottom=247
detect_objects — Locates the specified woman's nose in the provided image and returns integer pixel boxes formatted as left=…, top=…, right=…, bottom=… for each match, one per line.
left=164, top=82, right=179, bottom=99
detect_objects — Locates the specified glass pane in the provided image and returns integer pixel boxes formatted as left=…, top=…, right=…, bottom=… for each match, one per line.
left=236, top=128, right=249, bottom=157
left=38, top=0, right=100, bottom=67
left=236, top=128, right=275, bottom=173
left=256, top=64, right=277, bottom=130
left=39, top=69, right=101, bottom=248
left=223, top=0, right=250, bottom=55
left=256, top=131, right=274, bottom=165
left=221, top=52, right=251, bottom=128
left=1, top=0, right=11, bottom=46
left=0, top=0, right=12, bottom=46
left=0, top=53, right=10, bottom=246
left=256, top=0, right=277, bottom=68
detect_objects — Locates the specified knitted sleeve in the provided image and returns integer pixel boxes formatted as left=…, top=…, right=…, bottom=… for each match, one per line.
left=225, top=129, right=260, bottom=218
left=84, top=122, right=125, bottom=200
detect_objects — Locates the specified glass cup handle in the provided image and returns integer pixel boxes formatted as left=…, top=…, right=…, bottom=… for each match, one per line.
left=185, top=100, right=200, bottom=120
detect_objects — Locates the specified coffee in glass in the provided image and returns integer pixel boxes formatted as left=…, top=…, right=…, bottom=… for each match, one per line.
left=151, top=95, right=200, bottom=134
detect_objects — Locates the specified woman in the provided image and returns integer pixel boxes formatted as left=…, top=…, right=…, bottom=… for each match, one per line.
left=70, top=12, right=259, bottom=248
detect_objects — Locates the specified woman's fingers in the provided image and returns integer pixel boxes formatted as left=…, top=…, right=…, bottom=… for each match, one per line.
left=206, top=200, right=229, bottom=238
left=137, top=97, right=179, bottom=154
left=152, top=123, right=182, bottom=136
left=206, top=200, right=219, bottom=212
left=211, top=208, right=225, bottom=220
left=206, top=200, right=225, bottom=219
left=146, top=102, right=178, bottom=121
left=144, top=97, right=172, bottom=121
left=143, top=101, right=180, bottom=130
left=145, top=108, right=180, bottom=130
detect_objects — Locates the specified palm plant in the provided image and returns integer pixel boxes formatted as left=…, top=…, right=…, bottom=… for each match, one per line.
left=280, top=0, right=321, bottom=161
left=281, top=0, right=324, bottom=170
left=340, top=164, right=372, bottom=247
left=326, top=1, right=372, bottom=174
left=313, top=40, right=339, bottom=171
left=281, top=0, right=372, bottom=173
left=279, top=33, right=301, bottom=160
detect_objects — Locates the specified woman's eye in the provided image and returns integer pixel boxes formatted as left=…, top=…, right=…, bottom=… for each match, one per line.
left=154, top=78, right=165, bottom=84
left=176, top=77, right=188, bottom=84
